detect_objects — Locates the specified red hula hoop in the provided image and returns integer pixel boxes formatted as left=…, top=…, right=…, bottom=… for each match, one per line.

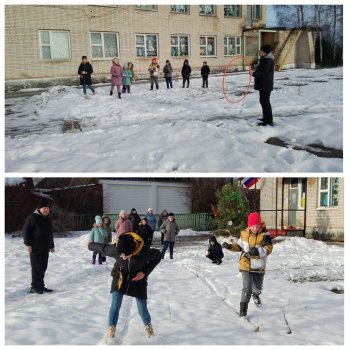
left=222, top=56, right=252, bottom=104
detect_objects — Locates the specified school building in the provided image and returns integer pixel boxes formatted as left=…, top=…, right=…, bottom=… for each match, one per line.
left=5, top=4, right=316, bottom=91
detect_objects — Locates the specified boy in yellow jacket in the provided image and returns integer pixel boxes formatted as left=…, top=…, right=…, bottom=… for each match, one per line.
left=222, top=212, right=273, bottom=317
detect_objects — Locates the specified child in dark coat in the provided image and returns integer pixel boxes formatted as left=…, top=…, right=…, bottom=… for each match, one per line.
left=88, top=232, right=161, bottom=338
left=78, top=56, right=96, bottom=98
left=206, top=235, right=224, bottom=265
left=201, top=61, right=210, bottom=88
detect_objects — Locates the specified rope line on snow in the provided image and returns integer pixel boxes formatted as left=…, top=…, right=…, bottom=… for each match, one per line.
left=222, top=56, right=252, bottom=104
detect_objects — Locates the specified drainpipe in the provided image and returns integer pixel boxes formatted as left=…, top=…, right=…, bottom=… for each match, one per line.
left=303, top=179, right=307, bottom=237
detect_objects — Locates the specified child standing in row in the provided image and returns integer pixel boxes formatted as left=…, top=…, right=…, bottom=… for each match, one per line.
left=122, top=63, right=133, bottom=93
left=148, top=58, right=160, bottom=90
left=110, top=57, right=123, bottom=99
left=201, top=61, right=210, bottom=88
left=163, top=60, right=173, bottom=89
left=89, top=215, right=107, bottom=264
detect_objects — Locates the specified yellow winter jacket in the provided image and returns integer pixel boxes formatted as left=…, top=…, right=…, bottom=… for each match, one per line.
left=229, top=226, right=273, bottom=273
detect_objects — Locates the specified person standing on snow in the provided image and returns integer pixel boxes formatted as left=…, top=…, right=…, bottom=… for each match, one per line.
left=160, top=212, right=180, bottom=259
left=110, top=57, right=123, bottom=99
left=181, top=59, right=191, bottom=88
left=201, top=61, right=210, bottom=88
left=148, top=57, right=160, bottom=90
left=205, top=234, right=224, bottom=265
left=23, top=197, right=55, bottom=294
left=128, top=208, right=141, bottom=233
left=88, top=231, right=161, bottom=339
left=163, top=60, right=173, bottom=89
left=137, top=217, right=154, bottom=248
left=78, top=55, right=96, bottom=99
left=145, top=208, right=156, bottom=233
left=115, top=210, right=133, bottom=239
left=157, top=209, right=168, bottom=244
left=222, top=212, right=273, bottom=317
left=89, top=215, right=107, bottom=265
left=249, top=45, right=275, bottom=126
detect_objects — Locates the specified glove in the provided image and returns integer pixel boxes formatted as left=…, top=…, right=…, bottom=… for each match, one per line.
left=222, top=242, right=232, bottom=250
left=249, top=247, right=259, bottom=256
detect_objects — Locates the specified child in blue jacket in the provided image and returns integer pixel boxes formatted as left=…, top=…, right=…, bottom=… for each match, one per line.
left=122, top=63, right=133, bottom=93
left=89, top=215, right=107, bottom=264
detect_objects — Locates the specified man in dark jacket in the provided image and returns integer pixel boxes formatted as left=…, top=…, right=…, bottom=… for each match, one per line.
left=250, top=45, right=275, bottom=126
left=88, top=232, right=161, bottom=339
left=23, top=197, right=55, bottom=294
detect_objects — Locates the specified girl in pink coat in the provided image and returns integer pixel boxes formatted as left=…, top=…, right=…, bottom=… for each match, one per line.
left=110, top=57, right=123, bottom=99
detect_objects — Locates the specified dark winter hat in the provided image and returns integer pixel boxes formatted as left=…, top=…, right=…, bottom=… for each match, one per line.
left=260, top=45, right=271, bottom=55
left=141, top=217, right=148, bottom=222
left=247, top=212, right=262, bottom=227
left=117, top=234, right=136, bottom=256
left=37, top=197, right=52, bottom=209
left=209, top=235, right=217, bottom=243
left=82, top=55, right=87, bottom=60
left=168, top=212, right=174, bottom=217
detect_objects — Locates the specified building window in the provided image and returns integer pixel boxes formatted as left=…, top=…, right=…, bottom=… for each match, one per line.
left=319, top=178, right=339, bottom=208
left=200, top=36, right=216, bottom=56
left=170, top=5, right=189, bottom=13
left=224, top=36, right=241, bottom=55
left=136, top=34, right=158, bottom=57
left=39, top=30, right=71, bottom=60
left=134, top=5, right=158, bottom=11
left=199, top=5, right=216, bottom=16
left=224, top=5, right=242, bottom=17
left=171, top=35, right=190, bottom=56
left=90, top=32, right=118, bottom=59
left=252, top=5, right=262, bottom=20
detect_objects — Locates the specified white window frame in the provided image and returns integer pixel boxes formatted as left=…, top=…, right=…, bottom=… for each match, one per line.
left=39, top=30, right=71, bottom=60
left=90, top=32, right=119, bottom=59
left=200, top=36, right=217, bottom=56
left=199, top=5, right=216, bottom=16
left=171, top=35, right=190, bottom=57
left=224, top=36, right=241, bottom=56
left=170, top=5, right=190, bottom=14
left=135, top=34, right=159, bottom=57
left=224, top=5, right=242, bottom=18
left=318, top=178, right=339, bottom=208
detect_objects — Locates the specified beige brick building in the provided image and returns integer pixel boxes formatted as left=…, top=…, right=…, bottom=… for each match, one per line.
left=257, top=177, right=344, bottom=241
left=5, top=4, right=316, bottom=90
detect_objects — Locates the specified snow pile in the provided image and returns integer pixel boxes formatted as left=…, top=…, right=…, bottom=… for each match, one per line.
left=4, top=232, right=344, bottom=345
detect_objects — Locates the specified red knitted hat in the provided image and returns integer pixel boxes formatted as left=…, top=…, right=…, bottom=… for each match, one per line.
left=247, top=212, right=261, bottom=227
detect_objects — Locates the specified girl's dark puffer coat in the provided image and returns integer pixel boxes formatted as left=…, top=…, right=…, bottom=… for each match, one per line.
left=88, top=232, right=161, bottom=299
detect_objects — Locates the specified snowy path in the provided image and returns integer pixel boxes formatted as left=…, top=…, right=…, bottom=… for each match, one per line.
left=5, top=233, right=344, bottom=345
left=5, top=68, right=343, bottom=172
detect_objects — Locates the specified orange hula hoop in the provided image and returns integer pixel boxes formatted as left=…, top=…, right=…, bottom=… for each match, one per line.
left=222, top=56, right=252, bottom=104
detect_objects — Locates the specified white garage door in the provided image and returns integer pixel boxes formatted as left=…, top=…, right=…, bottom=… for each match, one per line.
left=102, top=181, right=191, bottom=215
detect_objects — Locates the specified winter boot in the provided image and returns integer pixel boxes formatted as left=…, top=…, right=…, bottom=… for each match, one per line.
left=252, top=293, right=262, bottom=308
left=239, top=302, right=248, bottom=317
left=107, top=325, right=116, bottom=338
left=92, top=257, right=96, bottom=265
left=110, top=91, right=113, bottom=96
left=118, top=92, right=121, bottom=99
left=98, top=258, right=103, bottom=265
left=216, top=259, right=222, bottom=265
left=145, top=324, right=155, bottom=338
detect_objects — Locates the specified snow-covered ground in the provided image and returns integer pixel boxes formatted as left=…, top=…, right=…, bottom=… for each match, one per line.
left=4, top=231, right=344, bottom=345
left=5, top=67, right=343, bottom=172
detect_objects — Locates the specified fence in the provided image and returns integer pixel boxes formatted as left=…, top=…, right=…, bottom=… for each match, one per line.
left=70, top=212, right=212, bottom=231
